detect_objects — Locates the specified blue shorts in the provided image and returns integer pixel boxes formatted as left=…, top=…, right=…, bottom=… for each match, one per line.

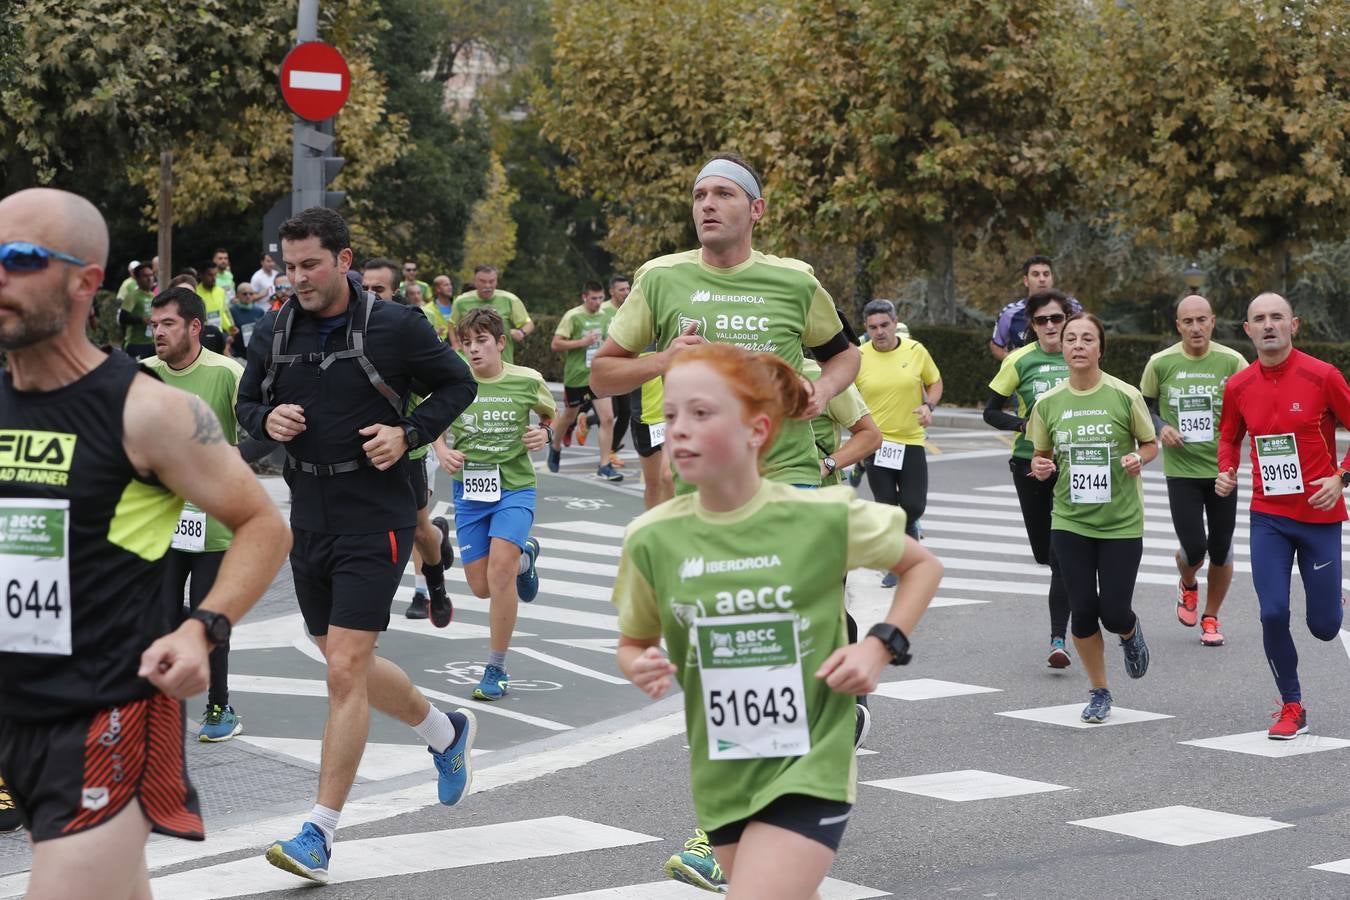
left=452, top=483, right=536, bottom=563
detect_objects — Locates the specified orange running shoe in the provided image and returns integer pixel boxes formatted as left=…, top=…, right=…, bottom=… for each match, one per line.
left=609, top=451, right=626, bottom=468
left=576, top=413, right=589, bottom=445
left=1176, top=579, right=1199, bottom=627
left=1199, top=615, right=1224, bottom=647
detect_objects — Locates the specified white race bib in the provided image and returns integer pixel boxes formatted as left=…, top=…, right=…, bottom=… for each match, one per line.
left=695, top=613, right=810, bottom=760
left=0, top=498, right=72, bottom=655
left=1255, top=433, right=1304, bottom=496
left=649, top=422, right=666, bottom=447
left=206, top=311, right=222, bottom=329
left=1176, top=395, right=1214, bottom=443
left=241, top=323, right=255, bottom=347
left=584, top=334, right=600, bottom=369
left=171, top=506, right=207, bottom=552
left=1068, top=444, right=1111, bottom=504
left=462, top=464, right=502, bottom=502
left=874, top=441, right=906, bottom=470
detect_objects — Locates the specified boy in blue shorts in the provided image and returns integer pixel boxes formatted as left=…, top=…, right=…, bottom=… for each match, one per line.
left=436, top=308, right=557, bottom=700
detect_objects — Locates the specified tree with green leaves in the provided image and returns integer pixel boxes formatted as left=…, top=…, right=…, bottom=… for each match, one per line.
left=1062, top=0, right=1350, bottom=285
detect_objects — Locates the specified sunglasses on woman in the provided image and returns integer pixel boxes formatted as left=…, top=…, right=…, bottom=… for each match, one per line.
left=1032, top=313, right=1066, bottom=326
left=0, top=242, right=87, bottom=272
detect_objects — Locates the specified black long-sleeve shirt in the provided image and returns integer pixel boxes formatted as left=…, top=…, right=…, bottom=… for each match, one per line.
left=236, top=278, right=476, bottom=534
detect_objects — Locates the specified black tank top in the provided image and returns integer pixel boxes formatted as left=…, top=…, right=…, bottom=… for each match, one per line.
left=0, top=351, right=183, bottom=720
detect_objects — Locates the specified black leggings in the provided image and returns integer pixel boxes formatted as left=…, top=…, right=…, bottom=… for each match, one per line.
left=1010, top=457, right=1070, bottom=639
left=1050, top=531, right=1143, bottom=639
left=865, top=445, right=926, bottom=540
left=1166, top=476, right=1237, bottom=568
left=162, top=550, right=230, bottom=707
left=611, top=391, right=631, bottom=452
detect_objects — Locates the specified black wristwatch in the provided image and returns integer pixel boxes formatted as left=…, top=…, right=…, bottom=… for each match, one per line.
left=823, top=456, right=838, bottom=474
left=1339, top=469, right=1350, bottom=489
left=188, top=609, right=232, bottom=647
left=402, top=423, right=423, bottom=451
left=866, top=623, right=912, bottom=666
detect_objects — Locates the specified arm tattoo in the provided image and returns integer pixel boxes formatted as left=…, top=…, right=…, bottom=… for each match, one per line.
left=189, top=397, right=226, bottom=445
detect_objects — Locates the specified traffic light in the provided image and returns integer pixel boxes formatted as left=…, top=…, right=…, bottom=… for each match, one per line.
left=321, top=154, right=345, bottom=210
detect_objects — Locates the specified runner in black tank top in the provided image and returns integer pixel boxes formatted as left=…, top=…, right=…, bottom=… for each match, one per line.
left=0, top=187, right=290, bottom=900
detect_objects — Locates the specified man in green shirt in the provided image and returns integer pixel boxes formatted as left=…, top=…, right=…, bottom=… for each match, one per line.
left=547, top=282, right=623, bottom=482
left=213, top=248, right=236, bottom=300
left=449, top=265, right=533, bottom=363
left=143, top=286, right=248, bottom=742
left=400, top=257, right=433, bottom=308
left=1140, top=294, right=1247, bottom=646
left=118, top=260, right=156, bottom=358
left=195, top=262, right=236, bottom=337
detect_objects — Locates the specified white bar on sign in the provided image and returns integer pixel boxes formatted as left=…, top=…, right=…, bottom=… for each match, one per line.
left=289, top=69, right=343, bottom=91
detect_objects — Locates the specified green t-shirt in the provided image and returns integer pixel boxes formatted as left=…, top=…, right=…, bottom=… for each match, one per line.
left=1027, top=372, right=1157, bottom=539
left=449, top=363, right=556, bottom=491
left=195, top=284, right=234, bottom=333
left=1139, top=341, right=1247, bottom=479
left=608, top=248, right=845, bottom=488
left=120, top=286, right=154, bottom=348
left=142, top=349, right=244, bottom=552
left=421, top=303, right=450, bottom=342
left=555, top=303, right=611, bottom=388
left=449, top=291, right=531, bottom=364
left=803, top=359, right=869, bottom=486
left=988, top=343, right=1070, bottom=460
left=612, top=480, right=907, bottom=832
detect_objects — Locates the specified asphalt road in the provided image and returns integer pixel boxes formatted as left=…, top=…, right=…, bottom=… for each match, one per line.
left=5, top=415, right=1350, bottom=899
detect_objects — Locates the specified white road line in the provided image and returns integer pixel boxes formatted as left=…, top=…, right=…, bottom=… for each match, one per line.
left=148, top=816, right=659, bottom=900
left=538, top=877, right=890, bottom=899
left=511, top=645, right=629, bottom=685
left=452, top=594, right=620, bottom=631
left=531, top=537, right=623, bottom=558
left=445, top=567, right=613, bottom=602
left=231, top=736, right=491, bottom=782
left=545, top=637, right=620, bottom=654
left=927, top=448, right=1020, bottom=463
left=227, top=674, right=573, bottom=732
left=539, top=520, right=629, bottom=540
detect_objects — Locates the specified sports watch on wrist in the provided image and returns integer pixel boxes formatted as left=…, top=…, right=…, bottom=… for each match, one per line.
left=401, top=423, right=422, bottom=451
left=823, top=456, right=838, bottom=474
left=1339, top=469, right=1350, bottom=489
left=866, top=623, right=912, bottom=666
left=188, top=610, right=232, bottom=647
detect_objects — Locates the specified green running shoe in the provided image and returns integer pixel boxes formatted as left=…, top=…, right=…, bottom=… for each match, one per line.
left=663, top=828, right=727, bottom=894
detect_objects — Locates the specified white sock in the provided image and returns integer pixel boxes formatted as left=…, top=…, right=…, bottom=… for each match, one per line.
left=412, top=705, right=455, bottom=754
left=307, top=804, right=340, bottom=849
left=415, top=574, right=428, bottom=593
left=517, top=551, right=531, bottom=575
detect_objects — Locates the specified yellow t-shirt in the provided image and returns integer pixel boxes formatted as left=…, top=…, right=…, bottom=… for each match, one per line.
left=854, top=339, right=940, bottom=445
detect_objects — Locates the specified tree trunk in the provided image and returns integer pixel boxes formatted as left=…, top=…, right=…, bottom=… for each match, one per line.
left=156, top=149, right=172, bottom=284
left=924, top=227, right=957, bottom=324
left=851, top=239, right=876, bottom=325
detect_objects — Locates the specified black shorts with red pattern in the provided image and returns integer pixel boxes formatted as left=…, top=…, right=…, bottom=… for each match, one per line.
left=0, top=692, right=204, bottom=843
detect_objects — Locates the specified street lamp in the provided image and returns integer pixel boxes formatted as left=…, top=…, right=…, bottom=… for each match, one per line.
left=1182, top=261, right=1205, bottom=291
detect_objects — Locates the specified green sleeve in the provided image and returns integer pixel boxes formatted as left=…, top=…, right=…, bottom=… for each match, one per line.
left=555, top=308, right=578, bottom=339
left=613, top=538, right=663, bottom=640
left=1129, top=389, right=1157, bottom=442
left=607, top=283, right=654, bottom=352
left=534, top=376, right=558, bottom=420
left=449, top=297, right=466, bottom=325
left=1139, top=357, right=1159, bottom=399
left=1027, top=405, right=1051, bottom=452
left=803, top=284, right=843, bottom=347
left=826, top=384, right=868, bottom=429
left=844, top=495, right=908, bottom=571
left=510, top=295, right=531, bottom=327
left=989, top=353, right=1019, bottom=396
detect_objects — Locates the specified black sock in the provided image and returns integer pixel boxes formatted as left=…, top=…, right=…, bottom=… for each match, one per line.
left=422, top=562, right=445, bottom=591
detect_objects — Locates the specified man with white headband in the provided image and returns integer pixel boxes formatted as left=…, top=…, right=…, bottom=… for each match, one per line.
left=591, top=153, right=860, bottom=489
left=591, top=152, right=864, bottom=894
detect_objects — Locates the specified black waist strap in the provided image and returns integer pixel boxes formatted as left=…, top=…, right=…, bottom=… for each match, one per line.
left=286, top=451, right=369, bottom=477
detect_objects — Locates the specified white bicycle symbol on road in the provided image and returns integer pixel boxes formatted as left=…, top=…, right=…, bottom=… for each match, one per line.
left=542, top=496, right=612, bottom=511
left=424, top=661, right=563, bottom=691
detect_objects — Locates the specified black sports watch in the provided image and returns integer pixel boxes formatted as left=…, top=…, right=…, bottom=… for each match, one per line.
left=1339, top=469, right=1350, bottom=489
left=823, top=456, right=838, bottom=474
left=401, top=423, right=423, bottom=451
left=188, top=609, right=232, bottom=647
left=866, top=623, right=912, bottom=666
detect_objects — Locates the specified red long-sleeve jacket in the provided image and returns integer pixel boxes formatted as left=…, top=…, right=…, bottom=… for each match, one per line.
left=1218, top=348, right=1350, bottom=523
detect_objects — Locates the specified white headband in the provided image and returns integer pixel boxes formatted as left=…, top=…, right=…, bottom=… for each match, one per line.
left=694, top=159, right=762, bottom=200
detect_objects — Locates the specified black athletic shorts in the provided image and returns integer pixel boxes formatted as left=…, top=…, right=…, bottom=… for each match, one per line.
left=291, top=526, right=415, bottom=635
left=705, top=793, right=851, bottom=852
left=0, top=693, right=204, bottom=843
left=564, top=385, right=596, bottom=408
left=631, top=422, right=665, bottom=459
left=409, top=453, right=430, bottom=509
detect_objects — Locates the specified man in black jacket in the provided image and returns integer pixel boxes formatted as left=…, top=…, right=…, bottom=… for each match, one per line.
left=236, top=208, right=478, bottom=884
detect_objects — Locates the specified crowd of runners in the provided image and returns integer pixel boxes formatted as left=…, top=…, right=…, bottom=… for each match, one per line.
left=1, top=151, right=1348, bottom=900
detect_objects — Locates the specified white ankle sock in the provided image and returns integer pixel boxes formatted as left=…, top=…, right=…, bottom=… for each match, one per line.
left=307, top=804, right=340, bottom=849
left=415, top=574, right=428, bottom=593
left=517, top=551, right=531, bottom=575
left=413, top=705, right=455, bottom=754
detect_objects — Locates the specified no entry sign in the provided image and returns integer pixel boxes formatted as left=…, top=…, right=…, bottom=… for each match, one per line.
left=280, top=41, right=351, bottom=122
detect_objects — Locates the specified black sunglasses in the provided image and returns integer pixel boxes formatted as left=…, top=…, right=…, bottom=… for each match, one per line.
left=1032, top=313, right=1066, bottom=325
left=0, top=241, right=87, bottom=272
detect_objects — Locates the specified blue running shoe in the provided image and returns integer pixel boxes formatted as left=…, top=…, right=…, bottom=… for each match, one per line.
left=265, top=822, right=330, bottom=884
left=663, top=829, right=727, bottom=893
left=547, top=445, right=561, bottom=473
left=198, top=704, right=243, bottom=742
left=431, top=709, right=477, bottom=805
left=1120, top=616, right=1150, bottom=679
left=1081, top=688, right=1113, bottom=723
left=473, top=663, right=510, bottom=701
left=596, top=463, right=624, bottom=482
left=880, top=572, right=897, bottom=589
left=518, top=537, right=541, bottom=602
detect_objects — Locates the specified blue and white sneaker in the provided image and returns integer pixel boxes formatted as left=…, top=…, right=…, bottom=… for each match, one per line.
left=1081, top=688, right=1113, bottom=724
left=547, top=445, right=561, bottom=473
left=1120, top=616, right=1150, bottom=679
left=473, top=664, right=510, bottom=701
left=880, top=572, right=897, bottom=589
left=265, top=822, right=330, bottom=884
left=518, top=537, right=541, bottom=602
left=431, top=709, right=477, bottom=805
left=198, top=704, right=243, bottom=742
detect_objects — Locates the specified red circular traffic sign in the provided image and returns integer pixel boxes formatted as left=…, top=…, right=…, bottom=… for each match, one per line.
left=280, top=41, right=351, bottom=122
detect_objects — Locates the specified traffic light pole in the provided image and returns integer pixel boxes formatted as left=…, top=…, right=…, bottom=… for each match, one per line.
left=289, top=0, right=342, bottom=216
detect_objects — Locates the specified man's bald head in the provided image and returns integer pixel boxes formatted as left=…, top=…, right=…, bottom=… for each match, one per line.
left=1247, top=292, right=1292, bottom=320
left=1177, top=295, right=1212, bottom=318
left=0, top=188, right=109, bottom=273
